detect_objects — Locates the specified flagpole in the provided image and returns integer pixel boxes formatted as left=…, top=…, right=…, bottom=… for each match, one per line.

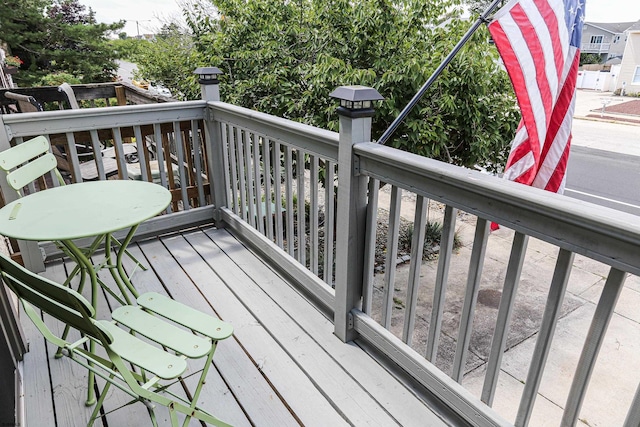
left=377, top=0, right=504, bottom=145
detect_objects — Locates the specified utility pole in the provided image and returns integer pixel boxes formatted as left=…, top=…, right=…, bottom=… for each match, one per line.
left=126, top=19, right=151, bottom=38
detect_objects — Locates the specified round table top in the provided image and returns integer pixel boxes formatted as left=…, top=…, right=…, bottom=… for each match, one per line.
left=0, top=180, right=171, bottom=241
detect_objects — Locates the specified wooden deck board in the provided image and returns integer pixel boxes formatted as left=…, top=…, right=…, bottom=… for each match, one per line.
left=182, top=229, right=403, bottom=425
left=19, top=227, right=448, bottom=426
left=206, top=228, right=448, bottom=427
left=162, top=231, right=350, bottom=427
left=20, top=308, right=55, bottom=425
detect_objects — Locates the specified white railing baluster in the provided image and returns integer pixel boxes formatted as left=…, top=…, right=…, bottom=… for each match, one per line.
left=452, top=217, right=490, bottom=382
left=309, top=155, right=319, bottom=275
left=284, top=145, right=295, bottom=256
left=253, top=132, right=264, bottom=234
left=426, top=205, right=457, bottom=362
left=220, top=123, right=232, bottom=212
left=63, top=132, right=82, bottom=183
left=362, top=178, right=380, bottom=313
left=262, top=136, right=274, bottom=241
left=323, top=161, right=336, bottom=287
left=134, top=125, right=150, bottom=182
left=244, top=129, right=256, bottom=228
left=296, top=149, right=306, bottom=265
left=172, top=121, right=189, bottom=209
left=89, top=129, right=106, bottom=180
left=481, top=231, right=529, bottom=405
left=515, top=248, right=574, bottom=426
left=236, top=127, right=248, bottom=222
left=561, top=267, right=627, bottom=426
left=191, top=120, right=206, bottom=207
left=227, top=125, right=239, bottom=215
left=111, top=127, right=128, bottom=180
left=402, top=195, right=428, bottom=345
left=382, top=185, right=402, bottom=329
left=274, top=141, right=284, bottom=248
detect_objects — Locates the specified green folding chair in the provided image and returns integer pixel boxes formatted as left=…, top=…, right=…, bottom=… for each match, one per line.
left=0, top=135, right=147, bottom=302
left=0, top=253, right=233, bottom=426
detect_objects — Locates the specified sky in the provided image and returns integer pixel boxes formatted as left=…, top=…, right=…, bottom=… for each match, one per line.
left=83, top=0, right=640, bottom=37
left=82, top=0, right=184, bottom=37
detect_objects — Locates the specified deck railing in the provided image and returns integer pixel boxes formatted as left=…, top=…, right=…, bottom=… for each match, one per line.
left=0, top=100, right=214, bottom=268
left=1, top=77, right=639, bottom=426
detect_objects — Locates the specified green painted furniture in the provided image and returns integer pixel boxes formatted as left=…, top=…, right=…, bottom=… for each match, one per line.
left=0, top=135, right=161, bottom=300
left=0, top=253, right=233, bottom=426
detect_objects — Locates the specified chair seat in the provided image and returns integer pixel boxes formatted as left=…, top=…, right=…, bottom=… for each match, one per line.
left=98, top=320, right=188, bottom=380
left=111, top=304, right=212, bottom=358
left=137, top=292, right=234, bottom=340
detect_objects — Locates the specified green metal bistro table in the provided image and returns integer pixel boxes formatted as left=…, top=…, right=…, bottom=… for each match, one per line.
left=0, top=180, right=171, bottom=304
left=0, top=180, right=171, bottom=405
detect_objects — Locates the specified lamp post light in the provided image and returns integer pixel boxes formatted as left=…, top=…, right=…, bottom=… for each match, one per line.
left=329, top=85, right=384, bottom=119
left=194, top=67, right=223, bottom=101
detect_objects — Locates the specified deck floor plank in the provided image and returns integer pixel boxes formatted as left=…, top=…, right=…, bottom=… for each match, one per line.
left=161, top=231, right=349, bottom=427
left=207, top=228, right=448, bottom=427
left=183, top=228, right=404, bottom=426
left=123, top=242, right=254, bottom=427
left=19, top=227, right=448, bottom=427
left=39, top=260, right=106, bottom=427
left=138, top=236, right=298, bottom=426
left=19, top=306, right=55, bottom=426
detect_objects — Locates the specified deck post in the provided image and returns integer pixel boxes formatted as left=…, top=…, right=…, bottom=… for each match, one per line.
left=196, top=67, right=228, bottom=224
left=331, top=86, right=383, bottom=342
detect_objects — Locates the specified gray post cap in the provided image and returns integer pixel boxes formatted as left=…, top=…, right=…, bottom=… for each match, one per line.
left=329, top=85, right=383, bottom=102
left=193, top=67, right=223, bottom=84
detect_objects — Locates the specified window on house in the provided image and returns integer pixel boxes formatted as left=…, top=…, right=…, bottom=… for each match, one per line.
left=633, top=66, right=640, bottom=84
left=590, top=35, right=604, bottom=44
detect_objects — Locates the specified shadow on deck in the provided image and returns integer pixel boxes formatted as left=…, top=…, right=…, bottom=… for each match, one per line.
left=22, top=227, right=451, bottom=426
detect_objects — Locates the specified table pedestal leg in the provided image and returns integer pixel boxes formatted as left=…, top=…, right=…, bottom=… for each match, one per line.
left=106, top=225, right=141, bottom=301
left=61, top=240, right=97, bottom=406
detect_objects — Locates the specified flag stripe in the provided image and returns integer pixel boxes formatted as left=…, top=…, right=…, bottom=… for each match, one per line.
left=489, top=0, right=584, bottom=193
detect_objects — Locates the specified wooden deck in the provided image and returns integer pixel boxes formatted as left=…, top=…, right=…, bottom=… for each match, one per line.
left=20, top=226, right=450, bottom=426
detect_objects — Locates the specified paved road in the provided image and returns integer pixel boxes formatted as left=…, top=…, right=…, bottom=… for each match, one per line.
left=567, top=118, right=640, bottom=215
left=566, top=146, right=640, bottom=216
left=571, top=119, right=640, bottom=157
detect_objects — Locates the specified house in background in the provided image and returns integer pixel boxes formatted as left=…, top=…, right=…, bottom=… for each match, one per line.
left=578, top=20, right=640, bottom=93
left=581, top=21, right=635, bottom=63
left=616, top=23, right=640, bottom=95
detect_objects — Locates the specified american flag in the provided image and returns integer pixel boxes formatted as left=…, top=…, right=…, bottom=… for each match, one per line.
left=488, top=0, right=585, bottom=193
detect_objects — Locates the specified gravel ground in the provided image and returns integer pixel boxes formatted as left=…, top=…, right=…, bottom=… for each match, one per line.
left=585, top=98, right=640, bottom=124
left=602, top=99, right=640, bottom=115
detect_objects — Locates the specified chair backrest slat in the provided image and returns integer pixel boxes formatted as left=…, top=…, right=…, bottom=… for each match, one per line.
left=6, top=153, right=58, bottom=190
left=0, top=135, right=50, bottom=171
left=0, top=135, right=65, bottom=192
left=0, top=254, right=109, bottom=343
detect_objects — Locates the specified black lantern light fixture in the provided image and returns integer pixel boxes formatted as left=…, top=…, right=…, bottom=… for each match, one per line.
left=329, top=85, right=384, bottom=118
left=193, top=67, right=223, bottom=85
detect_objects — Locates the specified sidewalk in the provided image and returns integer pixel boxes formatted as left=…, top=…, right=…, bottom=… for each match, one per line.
left=574, top=89, right=640, bottom=124
left=371, top=91, right=640, bottom=426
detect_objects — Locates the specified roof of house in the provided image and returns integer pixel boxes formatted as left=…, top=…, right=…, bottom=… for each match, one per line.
left=586, top=21, right=638, bottom=34
left=627, top=21, right=640, bottom=32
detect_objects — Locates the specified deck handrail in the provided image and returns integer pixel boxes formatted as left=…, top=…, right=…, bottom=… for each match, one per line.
left=354, top=141, right=640, bottom=275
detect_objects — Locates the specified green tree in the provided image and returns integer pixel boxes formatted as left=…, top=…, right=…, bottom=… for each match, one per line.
left=1, top=0, right=124, bottom=85
left=137, top=0, right=520, bottom=172
left=129, top=23, right=204, bottom=100
left=579, top=53, right=602, bottom=65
